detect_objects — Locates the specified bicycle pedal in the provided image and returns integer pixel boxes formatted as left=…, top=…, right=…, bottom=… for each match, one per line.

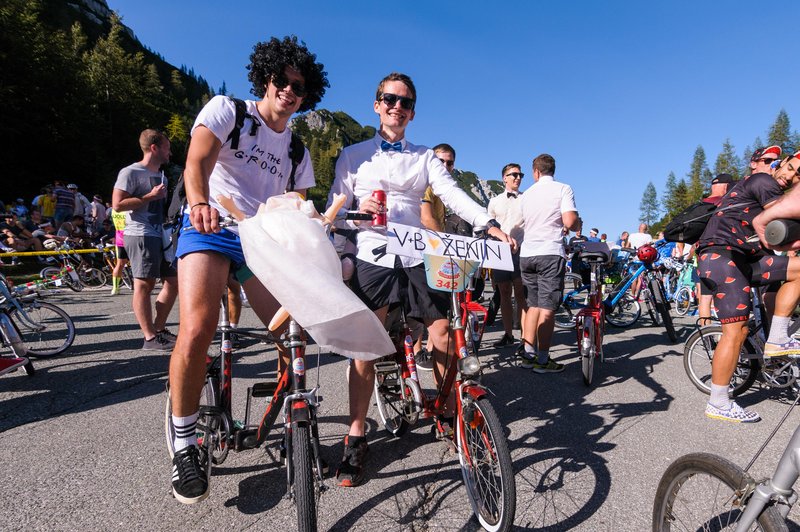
left=251, top=382, right=278, bottom=397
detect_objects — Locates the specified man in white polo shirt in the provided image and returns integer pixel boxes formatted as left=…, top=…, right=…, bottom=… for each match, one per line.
left=519, top=153, right=581, bottom=373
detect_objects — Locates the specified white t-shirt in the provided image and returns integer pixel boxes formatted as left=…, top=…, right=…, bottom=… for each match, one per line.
left=329, top=135, right=491, bottom=269
left=519, top=175, right=577, bottom=258
left=628, top=232, right=653, bottom=249
left=192, top=95, right=314, bottom=226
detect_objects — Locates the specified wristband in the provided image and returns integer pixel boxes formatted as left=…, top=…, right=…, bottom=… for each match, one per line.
left=190, top=202, right=210, bottom=210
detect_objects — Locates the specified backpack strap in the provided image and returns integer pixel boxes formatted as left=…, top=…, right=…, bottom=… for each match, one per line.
left=287, top=133, right=305, bottom=192
left=225, top=97, right=260, bottom=150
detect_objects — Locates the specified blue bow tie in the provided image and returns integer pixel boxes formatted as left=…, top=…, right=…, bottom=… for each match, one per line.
left=380, top=140, right=402, bottom=152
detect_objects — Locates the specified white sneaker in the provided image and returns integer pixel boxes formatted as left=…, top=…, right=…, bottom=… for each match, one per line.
left=705, top=401, right=760, bottom=423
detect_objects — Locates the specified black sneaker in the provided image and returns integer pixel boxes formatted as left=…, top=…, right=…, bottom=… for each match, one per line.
left=493, top=334, right=515, bottom=348
left=171, top=445, right=209, bottom=504
left=336, top=436, right=369, bottom=487
left=142, top=334, right=173, bottom=351
left=415, top=348, right=433, bottom=371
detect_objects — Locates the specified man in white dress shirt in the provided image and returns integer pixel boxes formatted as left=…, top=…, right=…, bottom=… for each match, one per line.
left=487, top=163, right=526, bottom=348
left=327, top=72, right=514, bottom=487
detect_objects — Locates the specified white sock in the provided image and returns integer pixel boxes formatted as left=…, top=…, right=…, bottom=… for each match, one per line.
left=230, top=322, right=238, bottom=329
left=172, top=412, right=199, bottom=452
left=709, top=384, right=730, bottom=410
left=767, top=316, right=791, bottom=345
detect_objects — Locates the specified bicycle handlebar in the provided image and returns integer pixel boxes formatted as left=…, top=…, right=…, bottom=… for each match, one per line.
left=765, top=219, right=800, bottom=247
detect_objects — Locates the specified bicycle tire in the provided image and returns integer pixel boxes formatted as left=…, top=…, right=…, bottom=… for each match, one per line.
left=122, top=266, right=134, bottom=289
left=642, top=287, right=660, bottom=325
left=650, top=277, right=678, bottom=342
left=374, top=375, right=422, bottom=437
left=652, top=452, right=786, bottom=532
left=22, top=359, right=35, bottom=376
left=458, top=396, right=516, bottom=532
left=665, top=272, right=679, bottom=301
left=579, top=317, right=595, bottom=386
left=291, top=422, right=317, bottom=532
left=605, top=293, right=641, bottom=327
left=683, top=326, right=759, bottom=397
left=674, top=286, right=692, bottom=317
left=555, top=273, right=587, bottom=329
left=80, top=267, right=107, bottom=288
left=9, top=300, right=76, bottom=357
left=165, top=378, right=230, bottom=464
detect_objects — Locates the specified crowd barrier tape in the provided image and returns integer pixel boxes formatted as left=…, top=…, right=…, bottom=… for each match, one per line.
left=0, top=249, right=103, bottom=258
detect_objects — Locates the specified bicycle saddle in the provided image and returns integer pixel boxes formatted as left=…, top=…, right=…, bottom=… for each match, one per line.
left=580, top=251, right=609, bottom=262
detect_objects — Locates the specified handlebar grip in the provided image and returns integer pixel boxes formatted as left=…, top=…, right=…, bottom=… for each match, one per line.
left=765, top=219, right=800, bottom=247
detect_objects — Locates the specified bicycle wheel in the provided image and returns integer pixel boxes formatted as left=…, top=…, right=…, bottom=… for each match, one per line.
left=457, top=396, right=516, bottom=532
left=291, top=422, right=317, bottom=532
left=9, top=300, right=76, bottom=357
left=555, top=273, right=588, bottom=329
left=674, top=286, right=692, bottom=317
left=650, top=277, right=678, bottom=342
left=683, top=326, right=759, bottom=397
left=652, top=452, right=785, bottom=532
left=165, top=377, right=230, bottom=464
left=80, top=267, right=107, bottom=288
left=665, top=272, right=679, bottom=301
left=580, top=317, right=595, bottom=387
left=642, top=287, right=661, bottom=325
left=374, top=374, right=422, bottom=437
left=121, top=266, right=134, bottom=289
left=605, top=293, right=641, bottom=327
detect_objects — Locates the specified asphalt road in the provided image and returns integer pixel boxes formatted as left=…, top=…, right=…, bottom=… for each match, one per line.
left=2, top=285, right=800, bottom=531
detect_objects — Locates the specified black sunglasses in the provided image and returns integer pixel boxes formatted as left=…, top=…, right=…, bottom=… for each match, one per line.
left=505, top=172, right=524, bottom=179
left=757, top=158, right=777, bottom=165
left=271, top=72, right=307, bottom=98
left=380, top=93, right=415, bottom=110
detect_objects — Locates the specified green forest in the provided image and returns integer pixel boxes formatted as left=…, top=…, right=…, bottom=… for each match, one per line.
left=638, top=110, right=799, bottom=233
left=1, top=0, right=500, bottom=212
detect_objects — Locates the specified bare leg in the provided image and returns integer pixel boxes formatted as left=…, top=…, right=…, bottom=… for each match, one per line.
left=347, top=305, right=388, bottom=437
left=132, top=277, right=157, bottom=339
left=168, top=252, right=229, bottom=417
left=153, top=275, right=178, bottom=332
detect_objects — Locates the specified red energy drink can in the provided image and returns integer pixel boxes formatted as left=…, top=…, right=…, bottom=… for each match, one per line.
left=372, top=190, right=387, bottom=228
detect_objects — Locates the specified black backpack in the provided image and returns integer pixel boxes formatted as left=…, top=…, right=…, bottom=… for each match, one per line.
left=165, top=96, right=305, bottom=227
left=661, top=196, right=746, bottom=244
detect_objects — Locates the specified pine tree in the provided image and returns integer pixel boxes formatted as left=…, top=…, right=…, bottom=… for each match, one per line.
left=714, top=139, right=741, bottom=180
left=662, top=172, right=678, bottom=217
left=687, top=146, right=709, bottom=202
left=639, top=182, right=660, bottom=226
left=767, top=109, right=793, bottom=153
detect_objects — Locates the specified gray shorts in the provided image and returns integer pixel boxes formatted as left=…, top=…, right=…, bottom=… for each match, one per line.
left=125, top=235, right=177, bottom=280
left=520, top=255, right=566, bottom=311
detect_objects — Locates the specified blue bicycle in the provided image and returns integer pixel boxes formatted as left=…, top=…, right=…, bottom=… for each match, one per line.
left=555, top=243, right=678, bottom=342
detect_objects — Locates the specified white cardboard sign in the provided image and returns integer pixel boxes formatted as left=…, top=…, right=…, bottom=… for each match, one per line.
left=386, top=222, right=514, bottom=271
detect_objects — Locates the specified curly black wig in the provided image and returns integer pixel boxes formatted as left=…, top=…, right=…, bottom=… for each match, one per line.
left=247, top=36, right=329, bottom=113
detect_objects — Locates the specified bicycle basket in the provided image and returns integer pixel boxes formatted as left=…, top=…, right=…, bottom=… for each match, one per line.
left=423, top=254, right=480, bottom=293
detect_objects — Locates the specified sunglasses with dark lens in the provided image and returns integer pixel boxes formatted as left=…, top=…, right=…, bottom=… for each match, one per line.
left=505, top=172, right=524, bottom=179
left=758, top=158, right=777, bottom=165
left=438, top=158, right=455, bottom=167
left=271, top=72, right=307, bottom=98
left=380, top=93, right=415, bottom=110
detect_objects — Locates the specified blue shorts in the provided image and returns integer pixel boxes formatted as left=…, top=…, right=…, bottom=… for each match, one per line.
left=175, top=214, right=247, bottom=272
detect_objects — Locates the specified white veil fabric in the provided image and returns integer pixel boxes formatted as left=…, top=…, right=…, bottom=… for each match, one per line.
left=239, top=194, right=393, bottom=360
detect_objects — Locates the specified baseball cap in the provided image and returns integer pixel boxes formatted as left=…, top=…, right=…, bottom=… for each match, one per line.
left=590, top=228, right=599, bottom=234
left=711, top=173, right=735, bottom=185
left=751, top=145, right=782, bottom=162
left=67, top=183, right=78, bottom=190
left=93, top=195, right=102, bottom=202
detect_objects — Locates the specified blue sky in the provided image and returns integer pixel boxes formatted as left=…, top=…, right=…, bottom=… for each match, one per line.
left=108, top=0, right=799, bottom=240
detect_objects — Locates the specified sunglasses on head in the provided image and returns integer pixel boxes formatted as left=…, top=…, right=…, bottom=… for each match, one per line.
left=505, top=172, right=524, bottom=179
left=271, top=72, right=307, bottom=98
left=380, top=93, right=415, bottom=110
